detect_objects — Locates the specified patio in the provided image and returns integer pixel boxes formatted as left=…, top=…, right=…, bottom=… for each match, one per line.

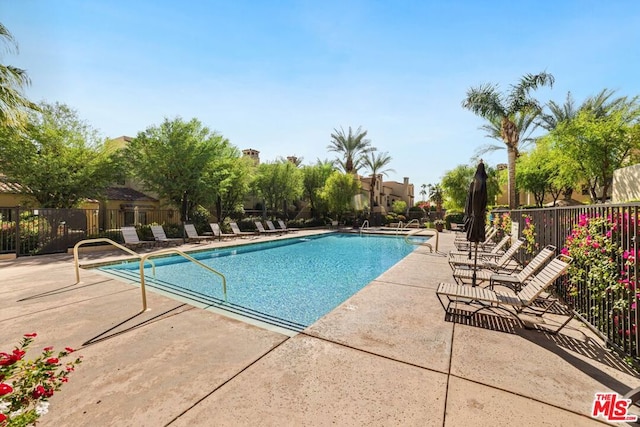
left=1, top=230, right=639, bottom=426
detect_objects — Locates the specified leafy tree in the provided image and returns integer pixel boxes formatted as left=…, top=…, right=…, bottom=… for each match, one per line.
left=441, top=165, right=474, bottom=210
left=441, top=163, right=502, bottom=210
left=0, top=102, right=123, bottom=208
left=0, top=23, right=38, bottom=129
left=302, top=160, right=335, bottom=219
left=206, top=148, right=254, bottom=221
left=391, top=200, right=407, bottom=215
left=126, top=117, right=231, bottom=219
left=516, top=150, right=553, bottom=207
left=550, top=99, right=640, bottom=202
left=327, top=126, right=375, bottom=174
left=321, top=171, right=360, bottom=222
left=419, top=184, right=427, bottom=202
left=362, top=151, right=394, bottom=210
left=253, top=160, right=303, bottom=218
left=462, top=71, right=555, bottom=208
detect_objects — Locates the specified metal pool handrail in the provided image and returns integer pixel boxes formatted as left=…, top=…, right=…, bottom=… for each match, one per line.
left=396, top=218, right=421, bottom=234
left=404, top=228, right=438, bottom=252
left=359, top=220, right=370, bottom=236
left=73, top=238, right=157, bottom=313
left=73, top=238, right=156, bottom=283
left=137, top=249, right=227, bottom=312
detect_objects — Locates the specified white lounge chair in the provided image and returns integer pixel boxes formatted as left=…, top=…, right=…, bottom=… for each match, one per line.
left=229, top=222, right=255, bottom=238
left=454, top=227, right=499, bottom=251
left=278, top=219, right=299, bottom=233
left=448, top=234, right=511, bottom=262
left=266, top=220, right=285, bottom=234
left=121, top=226, right=153, bottom=249
left=184, top=224, right=213, bottom=243
left=210, top=223, right=236, bottom=240
left=150, top=225, right=182, bottom=246
left=449, top=237, right=524, bottom=273
left=488, top=245, right=557, bottom=292
left=255, top=221, right=279, bottom=235
left=437, top=255, right=573, bottom=334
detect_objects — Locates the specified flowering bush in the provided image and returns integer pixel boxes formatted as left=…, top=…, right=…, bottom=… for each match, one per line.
left=0, top=333, right=82, bottom=426
left=561, top=214, right=622, bottom=301
left=492, top=212, right=512, bottom=237
left=521, top=214, right=538, bottom=255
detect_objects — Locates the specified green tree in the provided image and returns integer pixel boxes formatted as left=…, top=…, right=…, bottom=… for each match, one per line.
left=462, top=71, right=555, bottom=208
left=321, top=171, right=360, bottom=222
left=550, top=99, right=640, bottom=202
left=205, top=148, right=254, bottom=221
left=441, top=165, right=474, bottom=210
left=327, top=126, right=375, bottom=174
left=0, top=23, right=38, bottom=129
left=391, top=200, right=407, bottom=215
left=302, top=160, right=335, bottom=219
left=362, top=151, right=394, bottom=210
left=0, top=102, right=123, bottom=208
left=126, top=117, right=231, bottom=219
left=253, top=160, right=303, bottom=218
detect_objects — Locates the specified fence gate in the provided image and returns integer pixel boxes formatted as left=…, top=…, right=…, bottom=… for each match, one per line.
left=0, top=207, right=98, bottom=257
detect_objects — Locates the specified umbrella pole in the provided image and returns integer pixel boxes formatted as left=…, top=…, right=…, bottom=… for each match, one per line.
left=472, top=242, right=479, bottom=287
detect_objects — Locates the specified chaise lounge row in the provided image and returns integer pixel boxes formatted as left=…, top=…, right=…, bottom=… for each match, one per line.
left=120, top=220, right=296, bottom=249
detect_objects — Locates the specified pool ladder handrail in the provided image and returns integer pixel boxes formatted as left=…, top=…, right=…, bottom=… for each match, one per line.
left=74, top=240, right=227, bottom=313
left=396, top=219, right=421, bottom=234
left=74, top=238, right=156, bottom=283
left=359, top=220, right=370, bottom=236
left=73, top=238, right=157, bottom=313
left=404, top=228, right=438, bottom=253
left=138, top=249, right=227, bottom=312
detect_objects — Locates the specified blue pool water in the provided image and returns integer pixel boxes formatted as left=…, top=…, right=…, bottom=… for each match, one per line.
left=100, top=233, right=426, bottom=330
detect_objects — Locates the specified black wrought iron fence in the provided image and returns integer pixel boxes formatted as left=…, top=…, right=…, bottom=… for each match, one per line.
left=496, top=204, right=640, bottom=363
left=0, top=207, right=182, bottom=256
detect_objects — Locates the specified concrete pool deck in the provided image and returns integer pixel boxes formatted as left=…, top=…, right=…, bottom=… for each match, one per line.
left=1, top=229, right=639, bottom=426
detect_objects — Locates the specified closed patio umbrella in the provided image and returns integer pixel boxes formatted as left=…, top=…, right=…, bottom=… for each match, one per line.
left=463, top=160, right=488, bottom=286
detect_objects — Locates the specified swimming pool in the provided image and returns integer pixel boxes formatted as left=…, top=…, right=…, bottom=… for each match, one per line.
left=100, top=233, right=427, bottom=331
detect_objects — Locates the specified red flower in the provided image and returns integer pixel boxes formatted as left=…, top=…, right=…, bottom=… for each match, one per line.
left=65, top=347, right=75, bottom=353
left=44, top=388, right=54, bottom=398
left=0, top=413, right=6, bottom=423
left=45, top=357, right=59, bottom=365
left=0, top=349, right=26, bottom=366
left=24, top=333, right=37, bottom=338
left=43, top=346, right=54, bottom=352
left=0, top=382, right=13, bottom=396
left=32, top=384, right=46, bottom=398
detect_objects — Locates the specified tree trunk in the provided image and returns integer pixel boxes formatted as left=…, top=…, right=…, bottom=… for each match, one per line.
left=507, top=146, right=518, bottom=209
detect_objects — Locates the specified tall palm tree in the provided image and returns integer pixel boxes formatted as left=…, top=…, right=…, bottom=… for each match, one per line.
left=428, top=184, right=444, bottom=218
left=362, top=151, right=394, bottom=211
left=327, top=126, right=375, bottom=174
left=420, top=183, right=427, bottom=202
left=0, top=23, right=38, bottom=129
left=462, top=72, right=554, bottom=209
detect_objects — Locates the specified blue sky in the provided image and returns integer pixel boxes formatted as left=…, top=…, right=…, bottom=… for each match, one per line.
left=3, top=1, right=640, bottom=192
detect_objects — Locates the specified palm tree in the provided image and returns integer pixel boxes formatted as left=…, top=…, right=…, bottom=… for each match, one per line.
left=428, top=184, right=444, bottom=218
left=462, top=72, right=554, bottom=209
left=327, top=126, right=375, bottom=174
left=420, top=183, right=427, bottom=202
left=362, top=151, right=394, bottom=212
left=0, top=23, right=38, bottom=129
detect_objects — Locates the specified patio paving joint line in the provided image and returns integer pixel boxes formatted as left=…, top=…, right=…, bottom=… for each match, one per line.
left=299, top=331, right=448, bottom=376
left=164, top=336, right=293, bottom=427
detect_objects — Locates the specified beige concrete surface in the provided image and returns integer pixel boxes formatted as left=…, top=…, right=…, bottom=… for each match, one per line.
left=1, top=228, right=639, bottom=426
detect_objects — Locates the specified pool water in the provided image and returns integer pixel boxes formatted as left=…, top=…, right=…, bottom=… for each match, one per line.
left=100, top=233, right=426, bottom=330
